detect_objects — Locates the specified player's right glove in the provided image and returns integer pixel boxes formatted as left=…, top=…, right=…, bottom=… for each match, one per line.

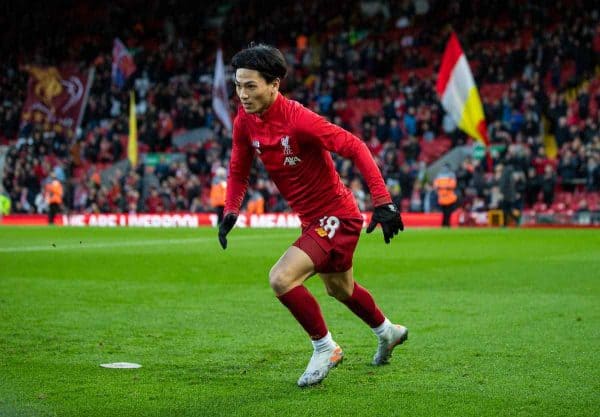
left=366, top=203, right=404, bottom=244
left=218, top=213, right=238, bottom=249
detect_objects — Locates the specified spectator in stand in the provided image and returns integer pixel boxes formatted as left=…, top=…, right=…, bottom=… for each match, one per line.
left=532, top=147, right=555, bottom=175
left=525, top=166, right=542, bottom=207
left=403, top=106, right=417, bottom=136
left=402, top=135, right=420, bottom=163
left=455, top=157, right=474, bottom=200
left=558, top=149, right=579, bottom=192
left=499, top=164, right=520, bottom=226
left=541, top=165, right=557, bottom=206
left=388, top=118, right=403, bottom=146
left=397, top=163, right=415, bottom=201
left=145, top=187, right=164, bottom=213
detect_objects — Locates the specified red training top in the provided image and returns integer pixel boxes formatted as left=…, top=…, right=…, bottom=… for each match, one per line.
left=225, top=94, right=391, bottom=226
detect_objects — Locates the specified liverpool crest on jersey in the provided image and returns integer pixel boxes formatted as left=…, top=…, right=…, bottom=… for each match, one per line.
left=280, top=136, right=301, bottom=166
left=280, top=136, right=293, bottom=155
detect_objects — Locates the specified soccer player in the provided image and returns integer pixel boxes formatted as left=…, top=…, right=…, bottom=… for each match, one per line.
left=219, top=44, right=407, bottom=387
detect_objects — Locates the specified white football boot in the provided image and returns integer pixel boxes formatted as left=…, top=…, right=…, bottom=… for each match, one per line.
left=297, top=343, right=344, bottom=387
left=372, top=324, right=408, bottom=365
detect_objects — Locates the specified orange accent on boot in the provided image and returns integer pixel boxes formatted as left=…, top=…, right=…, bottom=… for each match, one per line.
left=329, top=347, right=343, bottom=363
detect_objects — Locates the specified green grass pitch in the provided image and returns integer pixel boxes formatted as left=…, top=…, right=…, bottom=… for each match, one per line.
left=0, top=226, right=598, bottom=417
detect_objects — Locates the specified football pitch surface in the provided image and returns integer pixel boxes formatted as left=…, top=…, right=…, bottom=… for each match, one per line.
left=0, top=226, right=598, bottom=417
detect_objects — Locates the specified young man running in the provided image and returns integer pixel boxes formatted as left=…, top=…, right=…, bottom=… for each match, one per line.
left=219, top=44, right=407, bottom=387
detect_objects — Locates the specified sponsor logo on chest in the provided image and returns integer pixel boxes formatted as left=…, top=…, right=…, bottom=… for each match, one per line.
left=284, top=156, right=302, bottom=166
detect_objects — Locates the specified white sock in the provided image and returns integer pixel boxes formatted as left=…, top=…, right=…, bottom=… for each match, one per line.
left=372, top=318, right=392, bottom=338
left=311, top=331, right=335, bottom=353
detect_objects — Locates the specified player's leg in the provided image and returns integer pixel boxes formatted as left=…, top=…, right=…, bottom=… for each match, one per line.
left=270, top=246, right=343, bottom=386
left=320, top=268, right=408, bottom=365
left=320, top=268, right=383, bottom=326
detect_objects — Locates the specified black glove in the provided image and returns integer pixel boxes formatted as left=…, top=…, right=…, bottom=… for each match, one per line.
left=366, top=203, right=404, bottom=244
left=218, top=213, right=238, bottom=249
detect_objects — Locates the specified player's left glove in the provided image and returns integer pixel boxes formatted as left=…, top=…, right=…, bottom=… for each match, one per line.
left=218, top=213, right=238, bottom=249
left=366, top=203, right=404, bottom=244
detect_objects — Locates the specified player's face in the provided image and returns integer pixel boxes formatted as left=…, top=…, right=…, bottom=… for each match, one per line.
left=235, top=68, right=279, bottom=115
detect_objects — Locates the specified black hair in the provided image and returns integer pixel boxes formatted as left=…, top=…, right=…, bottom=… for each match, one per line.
left=231, top=43, right=288, bottom=83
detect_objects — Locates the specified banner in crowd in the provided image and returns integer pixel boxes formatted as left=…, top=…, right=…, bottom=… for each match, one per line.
left=21, top=66, right=94, bottom=139
left=1, top=212, right=457, bottom=228
left=6, top=212, right=597, bottom=228
left=212, top=48, right=232, bottom=131
left=436, top=32, right=489, bottom=146
left=112, top=38, right=136, bottom=89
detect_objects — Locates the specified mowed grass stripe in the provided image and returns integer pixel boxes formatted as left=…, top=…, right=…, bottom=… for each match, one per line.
left=0, top=234, right=294, bottom=253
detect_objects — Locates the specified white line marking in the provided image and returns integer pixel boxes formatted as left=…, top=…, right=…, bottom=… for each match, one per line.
left=0, top=234, right=296, bottom=253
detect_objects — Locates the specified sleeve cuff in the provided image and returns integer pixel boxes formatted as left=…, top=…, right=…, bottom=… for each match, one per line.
left=372, top=195, right=392, bottom=207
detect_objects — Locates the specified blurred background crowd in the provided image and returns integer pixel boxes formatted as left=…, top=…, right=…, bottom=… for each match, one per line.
left=1, top=0, right=599, bottom=222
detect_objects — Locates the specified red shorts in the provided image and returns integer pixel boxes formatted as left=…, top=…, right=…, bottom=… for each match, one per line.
left=293, top=216, right=364, bottom=273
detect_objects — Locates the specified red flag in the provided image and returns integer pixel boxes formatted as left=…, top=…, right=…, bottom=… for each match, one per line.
left=20, top=66, right=94, bottom=139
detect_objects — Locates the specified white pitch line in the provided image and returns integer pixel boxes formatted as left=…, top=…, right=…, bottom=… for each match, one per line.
left=0, top=234, right=296, bottom=253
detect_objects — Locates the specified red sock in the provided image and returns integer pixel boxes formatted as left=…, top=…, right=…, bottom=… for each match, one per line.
left=341, top=282, right=385, bottom=328
left=277, top=286, right=328, bottom=340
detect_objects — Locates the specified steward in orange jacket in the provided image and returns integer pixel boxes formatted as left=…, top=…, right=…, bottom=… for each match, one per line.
left=210, top=167, right=227, bottom=224
left=44, top=174, right=63, bottom=225
left=433, top=166, right=457, bottom=227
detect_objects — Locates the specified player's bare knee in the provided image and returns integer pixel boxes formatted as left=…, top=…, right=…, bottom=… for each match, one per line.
left=269, top=265, right=291, bottom=294
left=325, top=282, right=352, bottom=300
left=324, top=284, right=339, bottom=298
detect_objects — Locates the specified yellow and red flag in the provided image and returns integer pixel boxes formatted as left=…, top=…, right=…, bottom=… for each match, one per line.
left=436, top=32, right=489, bottom=146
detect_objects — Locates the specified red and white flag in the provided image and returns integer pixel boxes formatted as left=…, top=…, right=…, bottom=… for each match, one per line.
left=212, top=49, right=232, bottom=132
left=436, top=32, right=489, bottom=145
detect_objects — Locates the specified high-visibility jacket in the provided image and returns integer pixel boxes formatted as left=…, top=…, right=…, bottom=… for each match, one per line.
left=45, top=180, right=63, bottom=205
left=0, top=194, right=10, bottom=215
left=246, top=193, right=265, bottom=215
left=210, top=181, right=227, bottom=208
left=433, top=176, right=457, bottom=206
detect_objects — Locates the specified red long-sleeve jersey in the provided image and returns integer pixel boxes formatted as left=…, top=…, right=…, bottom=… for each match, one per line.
left=225, top=94, right=391, bottom=226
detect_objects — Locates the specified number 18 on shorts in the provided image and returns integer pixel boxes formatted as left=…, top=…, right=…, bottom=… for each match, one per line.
left=294, top=215, right=364, bottom=273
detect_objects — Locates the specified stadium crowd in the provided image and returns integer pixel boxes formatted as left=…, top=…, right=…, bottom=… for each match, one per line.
left=1, top=0, right=599, bottom=219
